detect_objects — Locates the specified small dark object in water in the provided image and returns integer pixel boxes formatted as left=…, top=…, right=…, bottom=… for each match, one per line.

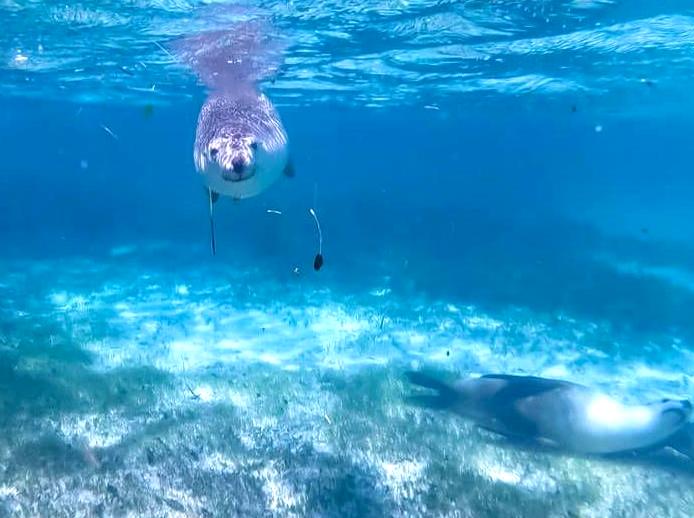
left=641, top=227, right=649, bottom=234
left=309, top=208, right=324, bottom=271
left=165, top=498, right=185, bottom=513
left=143, top=104, right=154, bottom=118
left=571, top=104, right=577, bottom=113
left=446, top=350, right=450, bottom=357
left=146, top=448, right=155, bottom=465
left=106, top=484, right=119, bottom=498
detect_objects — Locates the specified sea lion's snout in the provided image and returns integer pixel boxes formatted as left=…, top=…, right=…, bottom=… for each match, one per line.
left=232, top=157, right=245, bottom=173
left=658, top=399, right=693, bottom=428
left=222, top=153, right=253, bottom=181
left=204, top=137, right=256, bottom=182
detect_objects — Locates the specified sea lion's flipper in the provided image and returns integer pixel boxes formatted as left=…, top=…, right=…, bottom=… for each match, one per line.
left=405, top=371, right=458, bottom=410
left=202, top=187, right=220, bottom=204
left=208, top=188, right=217, bottom=256
left=483, top=375, right=572, bottom=439
left=283, top=159, right=295, bottom=178
left=665, top=422, right=694, bottom=459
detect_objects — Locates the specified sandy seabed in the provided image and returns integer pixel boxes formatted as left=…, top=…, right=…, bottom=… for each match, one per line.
left=1, top=243, right=694, bottom=517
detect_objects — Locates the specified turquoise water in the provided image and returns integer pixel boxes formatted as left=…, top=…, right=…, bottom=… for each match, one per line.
left=2, top=2, right=694, bottom=516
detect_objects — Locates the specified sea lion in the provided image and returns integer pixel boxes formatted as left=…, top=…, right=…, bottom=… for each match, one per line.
left=406, top=371, right=692, bottom=455
left=173, top=21, right=292, bottom=254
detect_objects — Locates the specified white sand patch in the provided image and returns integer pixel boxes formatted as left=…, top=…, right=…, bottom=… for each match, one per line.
left=477, top=460, right=522, bottom=485
left=462, top=315, right=503, bottom=331
left=255, top=463, right=302, bottom=512
left=201, top=452, right=238, bottom=473
left=192, top=385, right=214, bottom=402
left=0, top=485, right=19, bottom=498
left=379, top=459, right=426, bottom=500
left=58, top=413, right=130, bottom=449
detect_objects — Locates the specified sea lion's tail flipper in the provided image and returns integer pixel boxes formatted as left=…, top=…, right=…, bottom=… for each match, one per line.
left=171, top=20, right=287, bottom=92
left=405, top=371, right=458, bottom=410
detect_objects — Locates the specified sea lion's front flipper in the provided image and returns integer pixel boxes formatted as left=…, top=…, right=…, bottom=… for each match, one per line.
left=208, top=188, right=217, bottom=256
left=202, top=187, right=220, bottom=204
left=483, top=375, right=571, bottom=439
left=283, top=159, right=295, bottom=178
left=665, top=422, right=694, bottom=459
left=405, top=371, right=459, bottom=410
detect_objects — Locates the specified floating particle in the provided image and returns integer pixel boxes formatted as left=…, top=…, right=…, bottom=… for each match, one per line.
left=100, top=124, right=119, bottom=140
left=594, top=125, right=603, bottom=133
left=266, top=209, right=282, bottom=215
left=13, top=51, right=28, bottom=64
left=80, top=159, right=88, bottom=170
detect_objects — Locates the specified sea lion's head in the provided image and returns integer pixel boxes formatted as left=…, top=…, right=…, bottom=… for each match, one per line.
left=203, top=133, right=258, bottom=182
left=652, top=398, right=693, bottom=429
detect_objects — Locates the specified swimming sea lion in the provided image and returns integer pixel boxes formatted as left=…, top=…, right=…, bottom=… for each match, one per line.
left=406, top=371, right=692, bottom=455
left=173, top=21, right=292, bottom=254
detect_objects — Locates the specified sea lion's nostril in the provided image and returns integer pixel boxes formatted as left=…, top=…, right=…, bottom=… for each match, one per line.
left=210, top=148, right=218, bottom=158
left=232, top=157, right=244, bottom=173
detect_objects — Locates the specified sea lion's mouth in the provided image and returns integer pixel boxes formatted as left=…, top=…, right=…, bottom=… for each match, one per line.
left=662, top=404, right=691, bottom=426
left=222, top=168, right=255, bottom=182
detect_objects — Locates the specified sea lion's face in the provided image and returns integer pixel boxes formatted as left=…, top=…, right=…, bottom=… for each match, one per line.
left=205, top=134, right=258, bottom=182
left=652, top=398, right=693, bottom=430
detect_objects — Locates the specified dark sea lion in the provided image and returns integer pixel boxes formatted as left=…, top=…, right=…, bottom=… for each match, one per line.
left=406, top=371, right=692, bottom=455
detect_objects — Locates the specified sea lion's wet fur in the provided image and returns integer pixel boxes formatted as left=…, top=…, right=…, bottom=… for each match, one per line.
left=193, top=92, right=288, bottom=198
left=407, top=371, right=693, bottom=456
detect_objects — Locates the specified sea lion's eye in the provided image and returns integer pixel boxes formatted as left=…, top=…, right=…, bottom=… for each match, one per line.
left=661, top=398, right=671, bottom=403
left=250, top=142, right=258, bottom=150
left=210, top=147, right=219, bottom=158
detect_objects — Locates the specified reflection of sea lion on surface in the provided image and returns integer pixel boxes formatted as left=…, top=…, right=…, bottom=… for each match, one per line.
left=406, top=371, right=693, bottom=457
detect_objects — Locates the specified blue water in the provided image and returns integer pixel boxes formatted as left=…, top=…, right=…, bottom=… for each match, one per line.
left=2, top=2, right=694, bottom=516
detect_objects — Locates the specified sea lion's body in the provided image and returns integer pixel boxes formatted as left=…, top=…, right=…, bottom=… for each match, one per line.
left=407, top=372, right=692, bottom=455
left=194, top=92, right=289, bottom=200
